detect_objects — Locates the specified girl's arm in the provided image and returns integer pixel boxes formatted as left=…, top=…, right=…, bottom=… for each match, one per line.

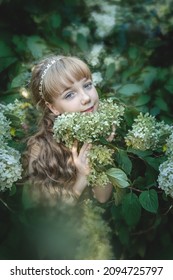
left=92, top=183, right=113, bottom=203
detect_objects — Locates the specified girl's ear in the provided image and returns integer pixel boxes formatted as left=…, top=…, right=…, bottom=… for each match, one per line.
left=45, top=102, right=60, bottom=115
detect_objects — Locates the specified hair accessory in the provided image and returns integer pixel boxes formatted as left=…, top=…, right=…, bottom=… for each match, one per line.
left=39, top=58, right=61, bottom=98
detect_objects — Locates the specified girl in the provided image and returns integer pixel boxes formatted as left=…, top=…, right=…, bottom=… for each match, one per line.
left=25, top=55, right=113, bottom=206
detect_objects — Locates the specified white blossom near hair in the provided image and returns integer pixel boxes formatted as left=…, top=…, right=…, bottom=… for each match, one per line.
left=53, top=99, right=124, bottom=187
left=125, top=112, right=171, bottom=150
left=87, top=44, right=104, bottom=66
left=0, top=146, right=22, bottom=191
left=104, top=55, right=128, bottom=71
left=92, top=72, right=103, bottom=86
left=158, top=158, right=173, bottom=198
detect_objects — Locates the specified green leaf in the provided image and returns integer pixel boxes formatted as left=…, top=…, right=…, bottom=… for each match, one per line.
left=11, top=72, right=30, bottom=88
left=154, top=97, right=168, bottom=111
left=138, top=66, right=157, bottom=90
left=12, top=35, right=27, bottom=53
left=0, top=57, right=17, bottom=73
left=50, top=13, right=61, bottom=28
left=127, top=148, right=152, bottom=158
left=164, top=78, right=173, bottom=94
left=118, top=84, right=143, bottom=96
left=139, top=189, right=159, bottom=213
left=122, top=192, right=141, bottom=226
left=0, top=41, right=14, bottom=57
left=135, top=95, right=151, bottom=106
left=144, top=156, right=161, bottom=170
left=106, top=168, right=130, bottom=188
left=27, top=36, right=48, bottom=59
left=105, top=63, right=115, bottom=80
left=118, top=224, right=130, bottom=245
left=77, top=33, right=88, bottom=52
left=128, top=46, right=139, bottom=60
left=113, top=187, right=126, bottom=206
left=115, top=149, right=132, bottom=175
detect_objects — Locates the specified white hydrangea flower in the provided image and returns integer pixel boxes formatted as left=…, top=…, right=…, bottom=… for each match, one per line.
left=104, top=56, right=115, bottom=66
left=165, top=131, right=173, bottom=157
left=88, top=44, right=104, bottom=66
left=158, top=158, right=173, bottom=198
left=91, top=11, right=116, bottom=38
left=92, top=72, right=103, bottom=86
left=0, top=145, right=22, bottom=191
left=53, top=99, right=124, bottom=187
left=53, top=99, right=124, bottom=146
left=0, top=112, right=11, bottom=143
left=125, top=113, right=172, bottom=151
left=90, top=3, right=117, bottom=38
left=63, top=24, right=90, bottom=42
left=0, top=99, right=30, bottom=124
left=104, top=55, right=128, bottom=71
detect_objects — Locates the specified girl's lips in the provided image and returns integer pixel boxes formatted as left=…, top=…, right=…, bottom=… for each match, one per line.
left=82, top=106, right=94, bottom=113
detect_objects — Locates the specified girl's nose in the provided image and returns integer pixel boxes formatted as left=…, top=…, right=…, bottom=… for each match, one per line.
left=81, top=91, right=91, bottom=105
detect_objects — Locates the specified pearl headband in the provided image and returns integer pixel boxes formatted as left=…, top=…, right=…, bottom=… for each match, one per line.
left=39, top=58, right=61, bottom=98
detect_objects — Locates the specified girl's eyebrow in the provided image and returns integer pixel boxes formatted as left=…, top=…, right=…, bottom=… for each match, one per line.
left=61, top=78, right=88, bottom=95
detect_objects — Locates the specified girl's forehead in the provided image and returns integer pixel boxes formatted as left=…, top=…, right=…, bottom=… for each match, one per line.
left=59, top=77, right=88, bottom=93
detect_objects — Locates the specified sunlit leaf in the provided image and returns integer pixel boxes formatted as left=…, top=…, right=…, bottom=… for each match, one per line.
left=11, top=72, right=30, bottom=88
left=106, top=168, right=130, bottom=188
left=27, top=36, right=48, bottom=59
left=118, top=84, right=143, bottom=96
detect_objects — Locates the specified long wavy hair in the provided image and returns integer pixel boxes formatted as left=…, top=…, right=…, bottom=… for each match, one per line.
left=24, top=55, right=92, bottom=205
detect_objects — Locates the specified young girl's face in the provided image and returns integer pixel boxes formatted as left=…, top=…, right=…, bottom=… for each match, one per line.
left=48, top=78, right=99, bottom=115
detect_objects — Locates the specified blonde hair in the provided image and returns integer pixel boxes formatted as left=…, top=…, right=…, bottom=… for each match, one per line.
left=31, top=55, right=92, bottom=109
left=25, top=55, right=92, bottom=205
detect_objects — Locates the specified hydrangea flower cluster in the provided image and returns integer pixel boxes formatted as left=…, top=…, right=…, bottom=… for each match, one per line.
left=0, top=102, right=23, bottom=192
left=53, top=99, right=124, bottom=187
left=0, top=146, right=22, bottom=191
left=0, top=99, right=30, bottom=124
left=0, top=112, right=11, bottom=143
left=88, top=145, right=114, bottom=187
left=158, top=158, right=173, bottom=198
left=53, top=99, right=124, bottom=146
left=164, top=131, right=173, bottom=157
left=125, top=112, right=171, bottom=150
left=157, top=131, right=173, bottom=197
left=90, top=4, right=117, bottom=38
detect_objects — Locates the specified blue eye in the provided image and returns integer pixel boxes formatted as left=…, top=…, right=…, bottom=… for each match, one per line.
left=64, top=92, right=75, bottom=99
left=84, top=82, right=92, bottom=89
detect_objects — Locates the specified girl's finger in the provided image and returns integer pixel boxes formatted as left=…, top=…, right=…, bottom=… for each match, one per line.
left=79, top=143, right=92, bottom=156
left=71, top=140, right=78, bottom=158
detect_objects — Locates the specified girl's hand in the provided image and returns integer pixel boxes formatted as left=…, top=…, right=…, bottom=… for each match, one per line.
left=107, top=125, right=116, bottom=142
left=71, top=140, right=92, bottom=176
left=71, top=140, right=92, bottom=197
